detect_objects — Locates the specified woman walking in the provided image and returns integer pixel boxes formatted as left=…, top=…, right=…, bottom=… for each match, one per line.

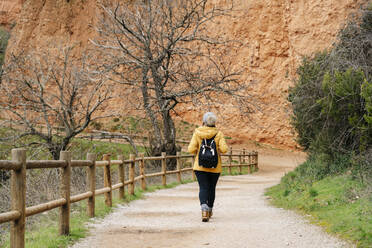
left=188, top=112, right=228, bottom=222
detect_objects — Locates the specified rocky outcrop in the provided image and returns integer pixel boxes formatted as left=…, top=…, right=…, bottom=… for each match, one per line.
left=2, top=0, right=366, bottom=150
left=0, top=0, right=23, bottom=28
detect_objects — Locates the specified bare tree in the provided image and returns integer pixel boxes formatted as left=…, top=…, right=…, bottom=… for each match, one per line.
left=93, top=0, right=252, bottom=164
left=0, top=47, right=112, bottom=160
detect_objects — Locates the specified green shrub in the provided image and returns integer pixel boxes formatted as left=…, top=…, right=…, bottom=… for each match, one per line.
left=289, top=5, right=372, bottom=180
left=290, top=66, right=370, bottom=156
left=352, top=149, right=372, bottom=184
left=361, top=79, right=372, bottom=127
left=288, top=52, right=330, bottom=150
left=320, top=69, right=370, bottom=153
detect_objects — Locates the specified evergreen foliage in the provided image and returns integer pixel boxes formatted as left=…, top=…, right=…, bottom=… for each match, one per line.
left=289, top=4, right=372, bottom=178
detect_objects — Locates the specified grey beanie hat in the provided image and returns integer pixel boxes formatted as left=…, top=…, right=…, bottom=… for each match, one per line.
left=203, top=112, right=217, bottom=127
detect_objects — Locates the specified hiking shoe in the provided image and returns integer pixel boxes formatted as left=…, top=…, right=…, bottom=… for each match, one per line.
left=208, top=209, right=213, bottom=218
left=202, top=210, right=209, bottom=222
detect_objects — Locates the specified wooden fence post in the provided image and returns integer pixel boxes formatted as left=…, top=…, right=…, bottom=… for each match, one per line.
left=228, top=147, right=232, bottom=175
left=118, top=154, right=125, bottom=199
left=239, top=150, right=242, bottom=174
left=176, top=152, right=182, bottom=183
left=191, top=156, right=196, bottom=181
left=103, top=154, right=112, bottom=207
left=140, top=153, right=146, bottom=190
left=129, top=154, right=135, bottom=195
left=59, top=151, right=71, bottom=235
left=243, top=149, right=246, bottom=165
left=161, top=152, right=166, bottom=186
left=254, top=151, right=259, bottom=170
left=249, top=152, right=253, bottom=173
left=86, top=153, right=96, bottom=218
left=10, top=148, right=26, bottom=248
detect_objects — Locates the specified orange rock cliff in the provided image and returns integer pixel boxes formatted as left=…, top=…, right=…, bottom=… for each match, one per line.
left=0, top=0, right=366, bottom=150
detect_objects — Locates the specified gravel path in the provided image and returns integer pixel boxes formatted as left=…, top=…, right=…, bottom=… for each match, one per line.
left=71, top=152, right=352, bottom=248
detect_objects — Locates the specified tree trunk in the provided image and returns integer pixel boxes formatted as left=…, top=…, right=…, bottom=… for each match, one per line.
left=48, top=137, right=71, bottom=160
left=145, top=110, right=178, bottom=169
left=143, top=67, right=179, bottom=168
left=161, top=110, right=178, bottom=170
left=50, top=147, right=60, bottom=160
left=141, top=69, right=163, bottom=157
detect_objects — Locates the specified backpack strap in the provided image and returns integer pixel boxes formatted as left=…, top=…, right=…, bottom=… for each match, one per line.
left=210, top=133, right=217, bottom=140
left=201, top=133, right=218, bottom=155
left=211, top=133, right=218, bottom=153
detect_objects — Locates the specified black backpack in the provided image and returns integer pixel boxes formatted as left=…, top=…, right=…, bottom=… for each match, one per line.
left=198, top=134, right=218, bottom=168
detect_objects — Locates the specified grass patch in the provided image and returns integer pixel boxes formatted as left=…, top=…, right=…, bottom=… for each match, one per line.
left=69, top=138, right=144, bottom=160
left=266, top=174, right=372, bottom=248
left=221, top=165, right=256, bottom=176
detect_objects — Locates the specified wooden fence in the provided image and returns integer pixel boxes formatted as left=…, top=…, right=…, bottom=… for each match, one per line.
left=0, top=148, right=258, bottom=248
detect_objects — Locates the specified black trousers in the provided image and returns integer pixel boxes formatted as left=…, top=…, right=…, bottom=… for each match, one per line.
left=194, top=170, right=220, bottom=208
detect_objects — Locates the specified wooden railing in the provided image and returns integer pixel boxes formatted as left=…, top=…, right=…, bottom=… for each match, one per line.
left=0, top=148, right=258, bottom=248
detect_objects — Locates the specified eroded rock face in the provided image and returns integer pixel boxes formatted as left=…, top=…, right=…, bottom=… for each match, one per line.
left=3, top=0, right=97, bottom=54
left=2, top=0, right=366, bottom=149
left=0, top=0, right=23, bottom=28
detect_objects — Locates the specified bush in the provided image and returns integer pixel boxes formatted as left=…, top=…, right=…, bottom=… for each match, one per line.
left=352, top=148, right=372, bottom=185
left=320, top=69, right=370, bottom=153
left=290, top=60, right=371, bottom=157
left=361, top=79, right=372, bottom=127
left=288, top=52, right=329, bottom=150
left=289, top=5, right=372, bottom=179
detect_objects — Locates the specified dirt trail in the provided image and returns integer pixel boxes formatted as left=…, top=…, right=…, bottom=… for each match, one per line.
left=71, top=151, right=352, bottom=248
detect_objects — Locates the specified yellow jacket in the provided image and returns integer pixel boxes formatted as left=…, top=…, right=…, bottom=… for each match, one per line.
left=188, top=126, right=228, bottom=173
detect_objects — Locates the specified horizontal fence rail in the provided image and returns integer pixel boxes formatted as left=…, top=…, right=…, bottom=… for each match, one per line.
left=0, top=147, right=258, bottom=248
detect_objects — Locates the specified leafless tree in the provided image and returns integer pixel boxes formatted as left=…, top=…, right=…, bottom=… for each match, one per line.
left=93, top=0, right=253, bottom=164
left=0, top=47, right=113, bottom=160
